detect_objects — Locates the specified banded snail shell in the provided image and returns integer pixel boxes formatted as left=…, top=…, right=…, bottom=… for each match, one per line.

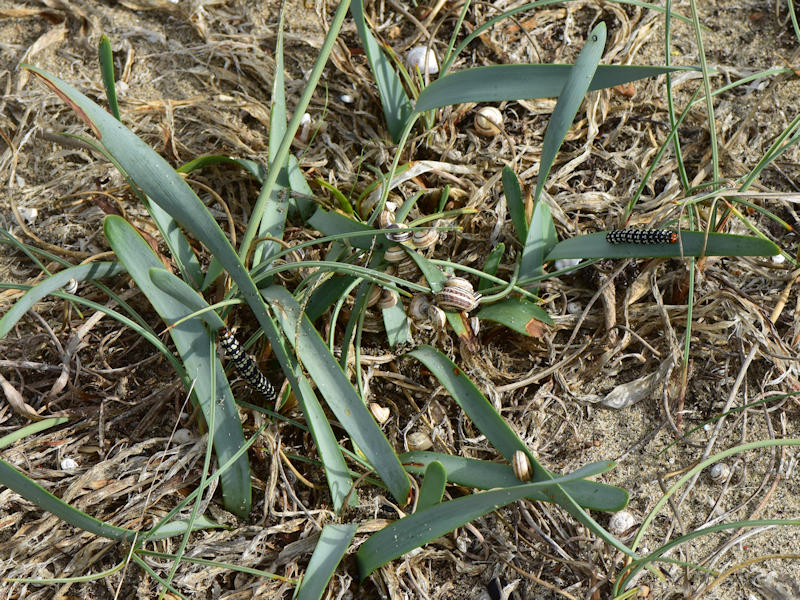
left=377, top=289, right=398, bottom=309
left=396, top=257, right=421, bottom=280
left=474, top=106, right=503, bottom=137
left=436, top=285, right=480, bottom=312
left=512, top=450, right=532, bottom=482
left=385, top=245, right=406, bottom=263
left=366, top=286, right=382, bottom=307
left=385, top=223, right=413, bottom=243
left=411, top=228, right=438, bottom=249
left=443, top=276, right=473, bottom=292
left=709, top=462, right=730, bottom=484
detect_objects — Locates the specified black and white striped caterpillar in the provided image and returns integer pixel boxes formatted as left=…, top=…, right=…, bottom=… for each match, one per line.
left=219, top=328, right=278, bottom=403
left=606, top=228, right=678, bottom=245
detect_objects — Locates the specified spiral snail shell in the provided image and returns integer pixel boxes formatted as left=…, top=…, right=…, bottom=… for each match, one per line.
left=512, top=450, right=532, bottom=482
left=385, top=245, right=406, bottom=263
left=709, top=462, right=730, bottom=484
left=409, top=295, right=431, bottom=321
left=426, top=305, right=447, bottom=329
left=377, top=288, right=398, bottom=309
left=396, top=257, right=421, bottom=280
left=474, top=106, right=503, bottom=137
left=366, top=285, right=382, bottom=307
left=385, top=223, right=413, bottom=243
left=378, top=210, right=395, bottom=229
left=436, top=277, right=480, bottom=312
left=411, top=228, right=438, bottom=249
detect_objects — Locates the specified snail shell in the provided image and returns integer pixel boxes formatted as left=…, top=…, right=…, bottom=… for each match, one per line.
left=409, top=295, right=431, bottom=321
left=426, top=304, right=447, bottom=329
left=377, top=289, right=398, bottom=309
left=385, top=245, right=406, bottom=263
left=469, top=316, right=480, bottom=336
left=474, top=106, right=503, bottom=137
left=436, top=284, right=480, bottom=312
left=379, top=210, right=395, bottom=229
left=411, top=228, right=438, bottom=249
left=405, top=46, right=439, bottom=75
left=369, top=402, right=390, bottom=424
left=608, top=510, right=637, bottom=538
left=386, top=223, right=413, bottom=243
left=366, top=286, right=382, bottom=307
left=512, top=450, right=532, bottom=482
left=396, top=257, right=421, bottom=280
left=407, top=430, right=433, bottom=451
left=709, top=462, right=730, bottom=484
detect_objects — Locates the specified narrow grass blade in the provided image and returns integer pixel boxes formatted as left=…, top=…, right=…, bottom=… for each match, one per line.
left=0, top=262, right=124, bottom=338
left=401, top=451, right=628, bottom=512
left=0, top=417, right=69, bottom=450
left=350, top=0, right=413, bottom=141
left=357, top=467, right=616, bottom=580
left=476, top=297, right=553, bottom=336
left=502, top=167, right=527, bottom=242
left=261, top=285, right=410, bottom=504
left=295, top=524, right=358, bottom=600
left=477, top=243, right=505, bottom=292
left=97, top=35, right=120, bottom=121
left=416, top=460, right=446, bottom=511
left=0, top=459, right=138, bottom=543
left=414, top=64, right=693, bottom=113
left=105, top=216, right=251, bottom=517
left=534, top=23, right=606, bottom=203
left=145, top=516, right=226, bottom=541
left=545, top=231, right=780, bottom=261
left=178, top=155, right=267, bottom=184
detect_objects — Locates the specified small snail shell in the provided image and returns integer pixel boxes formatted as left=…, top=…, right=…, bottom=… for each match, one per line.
left=411, top=228, right=438, bottom=249
left=379, top=210, right=395, bottom=229
left=369, top=402, right=390, bottom=424
left=377, top=289, right=398, bottom=309
left=296, top=112, right=312, bottom=143
left=396, top=257, right=421, bottom=280
left=443, top=276, right=473, bottom=292
left=474, top=106, right=503, bottom=137
left=405, top=46, right=439, bottom=75
left=409, top=295, right=431, bottom=321
left=436, top=284, right=480, bottom=312
left=426, top=304, right=447, bottom=329
left=385, top=245, right=406, bottom=263
left=385, top=223, right=413, bottom=243
left=512, top=450, right=532, bottom=482
left=470, top=316, right=480, bottom=336
left=366, top=286, right=382, bottom=307
left=608, top=510, right=637, bottom=538
left=63, top=278, right=79, bottom=294
left=407, top=431, right=433, bottom=451
left=709, top=462, right=730, bottom=484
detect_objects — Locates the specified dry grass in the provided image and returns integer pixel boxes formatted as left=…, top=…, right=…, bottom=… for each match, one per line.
left=1, top=0, right=799, bottom=598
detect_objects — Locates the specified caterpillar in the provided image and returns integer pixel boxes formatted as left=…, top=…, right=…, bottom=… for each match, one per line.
left=606, top=228, right=678, bottom=245
left=219, top=328, right=278, bottom=403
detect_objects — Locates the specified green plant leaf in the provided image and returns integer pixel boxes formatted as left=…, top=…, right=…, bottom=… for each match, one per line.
left=0, top=418, right=69, bottom=450
left=261, top=285, right=411, bottom=504
left=350, top=0, right=413, bottom=142
left=381, top=291, right=411, bottom=347
left=416, top=460, right=446, bottom=511
left=477, top=243, right=505, bottom=293
left=414, top=64, right=694, bottom=113
left=104, top=215, right=251, bottom=517
left=97, top=35, right=120, bottom=121
left=545, top=231, right=780, bottom=261
left=476, top=297, right=553, bottom=336
left=519, top=196, right=557, bottom=289
left=534, top=22, right=606, bottom=203
left=295, top=524, right=358, bottom=600
left=401, top=451, right=628, bottom=512
left=502, top=167, right=527, bottom=243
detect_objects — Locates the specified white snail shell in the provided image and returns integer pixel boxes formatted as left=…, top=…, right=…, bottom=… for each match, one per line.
left=385, top=245, right=406, bottom=263
left=474, top=106, right=503, bottom=136
left=297, top=112, right=312, bottom=143
left=608, top=510, right=637, bottom=537
left=377, top=289, right=398, bottom=309
left=379, top=210, right=395, bottom=229
left=709, top=462, right=730, bottom=484
left=411, top=228, right=438, bottom=249
left=512, top=450, right=532, bottom=482
left=426, top=304, right=447, bottom=329
left=407, top=431, right=433, bottom=451
left=405, top=46, right=439, bottom=75
left=409, top=295, right=431, bottom=321
left=369, top=402, right=391, bottom=424
left=470, top=316, right=480, bottom=336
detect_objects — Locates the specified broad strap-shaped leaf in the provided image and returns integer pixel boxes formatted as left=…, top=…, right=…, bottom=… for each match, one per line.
left=295, top=524, right=358, bottom=600
left=519, top=195, right=557, bottom=289
left=502, top=167, right=527, bottom=243
left=261, top=285, right=411, bottom=504
left=416, top=460, right=446, bottom=511
left=545, top=231, right=780, bottom=261
left=476, top=297, right=553, bottom=337
left=105, top=216, right=251, bottom=517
